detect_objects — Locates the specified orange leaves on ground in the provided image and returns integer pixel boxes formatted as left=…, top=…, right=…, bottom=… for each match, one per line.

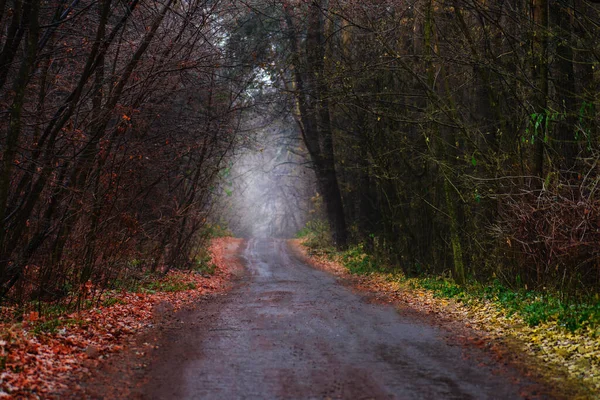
left=0, top=238, right=241, bottom=399
left=26, top=312, right=39, bottom=323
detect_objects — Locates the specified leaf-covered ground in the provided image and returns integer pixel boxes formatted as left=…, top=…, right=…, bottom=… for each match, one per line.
left=0, top=237, right=243, bottom=399
left=289, top=239, right=599, bottom=400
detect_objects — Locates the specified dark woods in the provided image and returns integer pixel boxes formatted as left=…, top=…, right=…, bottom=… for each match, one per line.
left=2, top=0, right=600, bottom=308
left=268, top=0, right=600, bottom=293
left=0, top=0, right=245, bottom=306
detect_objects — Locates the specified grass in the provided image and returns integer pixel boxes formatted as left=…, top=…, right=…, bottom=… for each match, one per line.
left=31, top=317, right=86, bottom=335
left=411, top=277, right=600, bottom=333
left=140, top=276, right=196, bottom=294
left=301, top=232, right=600, bottom=334
left=101, top=297, right=126, bottom=307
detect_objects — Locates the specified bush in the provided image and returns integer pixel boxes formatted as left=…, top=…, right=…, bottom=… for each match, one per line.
left=193, top=254, right=218, bottom=276
left=297, top=219, right=332, bottom=250
left=496, top=178, right=600, bottom=291
left=342, top=245, right=382, bottom=274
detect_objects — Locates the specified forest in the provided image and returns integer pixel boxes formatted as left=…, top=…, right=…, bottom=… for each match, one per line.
left=1, top=0, right=600, bottom=310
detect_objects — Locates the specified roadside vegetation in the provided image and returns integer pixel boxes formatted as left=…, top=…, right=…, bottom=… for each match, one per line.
left=297, top=224, right=600, bottom=398
left=0, top=238, right=240, bottom=398
left=3, top=0, right=600, bottom=396
left=0, top=0, right=254, bottom=321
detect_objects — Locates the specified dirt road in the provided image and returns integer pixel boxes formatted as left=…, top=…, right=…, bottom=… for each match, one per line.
left=140, top=238, right=538, bottom=399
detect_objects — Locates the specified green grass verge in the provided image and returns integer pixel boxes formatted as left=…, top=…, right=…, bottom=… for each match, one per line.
left=413, top=277, right=599, bottom=333
left=313, top=242, right=599, bottom=335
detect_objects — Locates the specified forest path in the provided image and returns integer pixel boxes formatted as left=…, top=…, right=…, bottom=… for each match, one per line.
left=140, top=238, right=537, bottom=399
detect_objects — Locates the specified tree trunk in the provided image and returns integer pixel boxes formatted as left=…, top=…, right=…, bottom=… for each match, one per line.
left=286, top=1, right=348, bottom=248
left=425, top=0, right=466, bottom=284
left=532, top=0, right=549, bottom=179
left=551, top=0, right=577, bottom=173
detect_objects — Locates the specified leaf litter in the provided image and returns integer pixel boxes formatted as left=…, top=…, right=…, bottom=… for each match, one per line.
left=290, top=239, right=599, bottom=399
left=0, top=237, right=242, bottom=399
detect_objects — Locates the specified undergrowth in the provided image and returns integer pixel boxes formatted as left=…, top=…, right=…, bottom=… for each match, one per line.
left=1, top=271, right=200, bottom=325
left=341, top=244, right=386, bottom=275
left=31, top=317, right=86, bottom=335
left=140, top=276, right=196, bottom=294
left=299, top=226, right=600, bottom=334
left=296, top=220, right=332, bottom=250
left=192, top=252, right=218, bottom=276
left=413, top=277, right=600, bottom=333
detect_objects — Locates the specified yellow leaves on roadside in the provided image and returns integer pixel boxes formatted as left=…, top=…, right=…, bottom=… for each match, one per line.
left=520, top=323, right=599, bottom=387
left=296, top=240, right=600, bottom=398
left=436, top=294, right=599, bottom=395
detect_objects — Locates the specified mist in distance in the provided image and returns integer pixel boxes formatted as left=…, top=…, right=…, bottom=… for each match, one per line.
left=219, top=111, right=316, bottom=239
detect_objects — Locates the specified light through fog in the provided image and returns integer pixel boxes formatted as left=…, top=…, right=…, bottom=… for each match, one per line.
left=219, top=110, right=317, bottom=238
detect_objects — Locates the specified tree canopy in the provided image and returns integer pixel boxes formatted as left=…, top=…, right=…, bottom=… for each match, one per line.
left=2, top=0, right=600, bottom=306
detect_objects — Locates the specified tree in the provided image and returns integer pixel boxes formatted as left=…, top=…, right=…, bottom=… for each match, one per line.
left=0, top=0, right=247, bottom=303
left=283, top=0, right=348, bottom=247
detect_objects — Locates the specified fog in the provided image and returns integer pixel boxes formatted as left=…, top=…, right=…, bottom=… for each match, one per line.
left=218, top=110, right=316, bottom=238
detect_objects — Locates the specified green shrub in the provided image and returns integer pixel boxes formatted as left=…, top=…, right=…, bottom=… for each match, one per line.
left=193, top=253, right=217, bottom=275
left=142, top=277, right=196, bottom=293
left=102, top=297, right=126, bottom=307
left=342, top=244, right=382, bottom=274
left=297, top=219, right=332, bottom=250
left=203, top=222, right=233, bottom=238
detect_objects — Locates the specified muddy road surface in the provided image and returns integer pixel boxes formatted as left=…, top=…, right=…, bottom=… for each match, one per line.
left=141, top=238, right=535, bottom=399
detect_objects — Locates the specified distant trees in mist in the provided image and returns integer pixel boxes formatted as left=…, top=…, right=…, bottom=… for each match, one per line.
left=3, top=0, right=600, bottom=306
left=220, top=111, right=316, bottom=239
left=233, top=0, right=600, bottom=292
left=0, top=0, right=247, bottom=305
